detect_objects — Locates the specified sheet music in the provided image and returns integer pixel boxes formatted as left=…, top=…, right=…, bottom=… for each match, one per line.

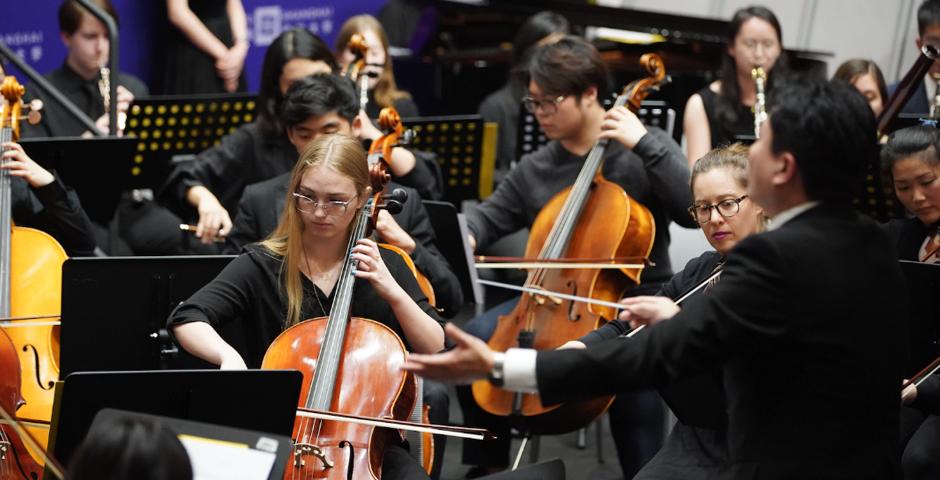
left=179, top=434, right=277, bottom=480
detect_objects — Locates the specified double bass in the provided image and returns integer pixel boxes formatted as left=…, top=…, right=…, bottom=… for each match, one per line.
left=260, top=113, right=423, bottom=479
left=0, top=76, right=64, bottom=454
left=471, top=54, right=668, bottom=435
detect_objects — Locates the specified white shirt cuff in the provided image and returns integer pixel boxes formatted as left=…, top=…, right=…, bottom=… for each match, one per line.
left=501, top=348, right=539, bottom=393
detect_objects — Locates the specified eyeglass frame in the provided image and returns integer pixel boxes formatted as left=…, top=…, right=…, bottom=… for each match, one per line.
left=521, top=94, right=567, bottom=115
left=292, top=192, right=357, bottom=215
left=687, top=195, right=749, bottom=224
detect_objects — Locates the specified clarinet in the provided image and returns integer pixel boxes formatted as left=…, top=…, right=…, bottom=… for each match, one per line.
left=752, top=66, right=768, bottom=139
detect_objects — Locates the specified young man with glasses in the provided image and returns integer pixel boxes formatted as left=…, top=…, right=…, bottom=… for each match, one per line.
left=458, top=35, right=695, bottom=477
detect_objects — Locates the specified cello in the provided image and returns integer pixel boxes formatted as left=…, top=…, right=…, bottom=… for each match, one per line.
left=0, top=76, right=64, bottom=454
left=471, top=54, right=668, bottom=435
left=260, top=117, right=423, bottom=479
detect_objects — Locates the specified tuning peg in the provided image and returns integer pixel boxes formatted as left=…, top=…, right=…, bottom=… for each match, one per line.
left=25, top=109, right=41, bottom=125
left=27, top=99, right=42, bottom=112
left=398, top=129, right=415, bottom=146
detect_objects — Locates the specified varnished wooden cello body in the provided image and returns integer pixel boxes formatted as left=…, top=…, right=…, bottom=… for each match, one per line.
left=0, top=76, right=64, bottom=456
left=0, top=327, right=42, bottom=480
left=472, top=54, right=668, bottom=435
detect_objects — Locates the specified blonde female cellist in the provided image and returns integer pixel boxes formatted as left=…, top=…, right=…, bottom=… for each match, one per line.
left=458, top=36, right=694, bottom=477
left=168, top=134, right=444, bottom=479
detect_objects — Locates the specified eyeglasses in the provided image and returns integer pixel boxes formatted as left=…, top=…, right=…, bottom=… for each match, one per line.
left=522, top=95, right=566, bottom=115
left=688, top=195, right=749, bottom=224
left=293, top=192, right=356, bottom=215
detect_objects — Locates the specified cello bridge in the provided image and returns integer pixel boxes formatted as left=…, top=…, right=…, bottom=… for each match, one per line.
left=293, top=442, right=333, bottom=470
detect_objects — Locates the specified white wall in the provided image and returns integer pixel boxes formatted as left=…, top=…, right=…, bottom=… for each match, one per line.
left=599, top=0, right=922, bottom=83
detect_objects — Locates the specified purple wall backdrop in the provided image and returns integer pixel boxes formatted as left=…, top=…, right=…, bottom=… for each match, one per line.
left=0, top=0, right=386, bottom=94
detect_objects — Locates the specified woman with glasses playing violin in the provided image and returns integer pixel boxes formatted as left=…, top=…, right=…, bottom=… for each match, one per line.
left=682, top=6, right=788, bottom=166
left=559, top=143, right=766, bottom=478
left=459, top=36, right=695, bottom=478
left=167, top=134, right=445, bottom=479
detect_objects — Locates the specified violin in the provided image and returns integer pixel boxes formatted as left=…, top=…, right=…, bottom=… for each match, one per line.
left=260, top=109, right=428, bottom=479
left=471, top=54, right=668, bottom=435
left=0, top=76, right=65, bottom=455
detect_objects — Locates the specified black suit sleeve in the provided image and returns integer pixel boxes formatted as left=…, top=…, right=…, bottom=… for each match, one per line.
left=12, top=174, right=97, bottom=257
left=912, top=374, right=940, bottom=415
left=224, top=184, right=263, bottom=254
left=396, top=197, right=463, bottom=317
left=535, top=234, right=788, bottom=405
left=395, top=148, right=442, bottom=200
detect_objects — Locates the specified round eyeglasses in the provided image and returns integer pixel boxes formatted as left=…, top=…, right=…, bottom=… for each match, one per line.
left=522, top=95, right=567, bottom=115
left=688, top=195, right=749, bottom=224
left=293, top=192, right=355, bottom=215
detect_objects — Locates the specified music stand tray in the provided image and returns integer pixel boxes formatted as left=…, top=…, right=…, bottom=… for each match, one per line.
left=88, top=408, right=292, bottom=480
left=48, top=369, right=302, bottom=468
left=18, top=136, right=138, bottom=224
left=422, top=200, right=483, bottom=305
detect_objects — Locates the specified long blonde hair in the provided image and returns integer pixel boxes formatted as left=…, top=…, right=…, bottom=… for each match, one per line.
left=691, top=142, right=769, bottom=231
left=334, top=14, right=412, bottom=109
left=261, top=134, right=370, bottom=327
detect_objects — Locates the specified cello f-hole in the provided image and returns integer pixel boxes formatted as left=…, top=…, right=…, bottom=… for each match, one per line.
left=338, top=440, right=355, bottom=480
left=21, top=344, right=54, bottom=391
left=566, top=281, right=581, bottom=322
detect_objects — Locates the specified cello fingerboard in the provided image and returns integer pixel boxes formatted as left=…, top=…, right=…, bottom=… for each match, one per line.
left=0, top=125, right=12, bottom=319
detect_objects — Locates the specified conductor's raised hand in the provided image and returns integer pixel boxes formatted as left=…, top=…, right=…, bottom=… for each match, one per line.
left=402, top=323, right=495, bottom=384
left=618, top=295, right=680, bottom=329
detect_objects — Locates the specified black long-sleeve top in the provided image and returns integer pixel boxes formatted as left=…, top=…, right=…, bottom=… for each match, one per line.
left=12, top=174, right=97, bottom=257
left=465, top=128, right=695, bottom=285
left=580, top=250, right=728, bottom=429
left=166, top=244, right=445, bottom=368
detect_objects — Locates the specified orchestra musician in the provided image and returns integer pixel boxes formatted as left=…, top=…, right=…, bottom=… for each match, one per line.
left=558, top=142, right=766, bottom=478
left=458, top=36, right=695, bottom=477
left=405, top=78, right=909, bottom=479
left=889, top=0, right=940, bottom=116
left=168, top=133, right=445, bottom=480
left=224, top=73, right=463, bottom=317
left=160, top=28, right=337, bottom=245
left=833, top=59, right=888, bottom=117
left=881, top=125, right=940, bottom=479
left=682, top=6, right=787, bottom=165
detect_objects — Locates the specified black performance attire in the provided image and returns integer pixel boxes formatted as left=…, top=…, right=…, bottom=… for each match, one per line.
left=696, top=87, right=753, bottom=150
left=365, top=93, right=419, bottom=120
left=224, top=175, right=463, bottom=316
left=24, top=63, right=148, bottom=138
left=12, top=174, right=97, bottom=257
left=888, top=80, right=929, bottom=116
left=160, top=0, right=246, bottom=95
left=580, top=251, right=730, bottom=479
left=887, top=217, right=940, bottom=480
left=167, top=244, right=444, bottom=479
left=477, top=80, right=525, bottom=185
left=536, top=204, right=907, bottom=479
left=461, top=128, right=695, bottom=475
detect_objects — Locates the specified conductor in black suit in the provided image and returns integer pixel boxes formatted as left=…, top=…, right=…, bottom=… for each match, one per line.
left=405, top=78, right=909, bottom=479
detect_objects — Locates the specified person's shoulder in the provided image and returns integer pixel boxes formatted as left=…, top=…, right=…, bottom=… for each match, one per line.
left=247, top=172, right=291, bottom=197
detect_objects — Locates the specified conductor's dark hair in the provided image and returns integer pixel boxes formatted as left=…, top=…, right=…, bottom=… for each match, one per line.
left=715, top=6, right=788, bottom=127
left=881, top=125, right=940, bottom=180
left=258, top=28, right=338, bottom=134
left=66, top=416, right=192, bottom=480
left=526, top=35, right=609, bottom=101
left=58, top=0, right=118, bottom=35
left=767, top=78, right=878, bottom=203
left=280, top=74, right=358, bottom=130
left=918, top=0, right=940, bottom=36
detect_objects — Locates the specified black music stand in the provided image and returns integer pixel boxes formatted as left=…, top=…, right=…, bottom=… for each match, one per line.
left=18, top=136, right=138, bottom=224
left=60, top=255, right=238, bottom=376
left=87, top=409, right=292, bottom=480
left=900, top=260, right=940, bottom=377
left=47, top=369, right=302, bottom=468
left=422, top=200, right=483, bottom=305
left=123, top=93, right=258, bottom=189
left=516, top=99, right=675, bottom=160
left=403, top=115, right=497, bottom=205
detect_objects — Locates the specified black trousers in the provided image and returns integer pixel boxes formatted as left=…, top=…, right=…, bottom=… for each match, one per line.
left=633, top=422, right=729, bottom=479
left=382, top=443, right=431, bottom=480
left=902, top=413, right=940, bottom=480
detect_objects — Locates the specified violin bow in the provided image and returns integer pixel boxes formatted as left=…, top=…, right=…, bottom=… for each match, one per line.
left=903, top=354, right=940, bottom=391
left=474, top=256, right=651, bottom=270
left=0, top=314, right=61, bottom=328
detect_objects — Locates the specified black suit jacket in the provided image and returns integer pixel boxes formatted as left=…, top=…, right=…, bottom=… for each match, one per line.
left=225, top=173, right=463, bottom=316
left=537, top=204, right=907, bottom=479
left=888, top=80, right=930, bottom=116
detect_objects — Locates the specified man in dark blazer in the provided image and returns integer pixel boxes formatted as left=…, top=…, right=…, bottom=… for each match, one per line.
left=405, top=79, right=909, bottom=479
